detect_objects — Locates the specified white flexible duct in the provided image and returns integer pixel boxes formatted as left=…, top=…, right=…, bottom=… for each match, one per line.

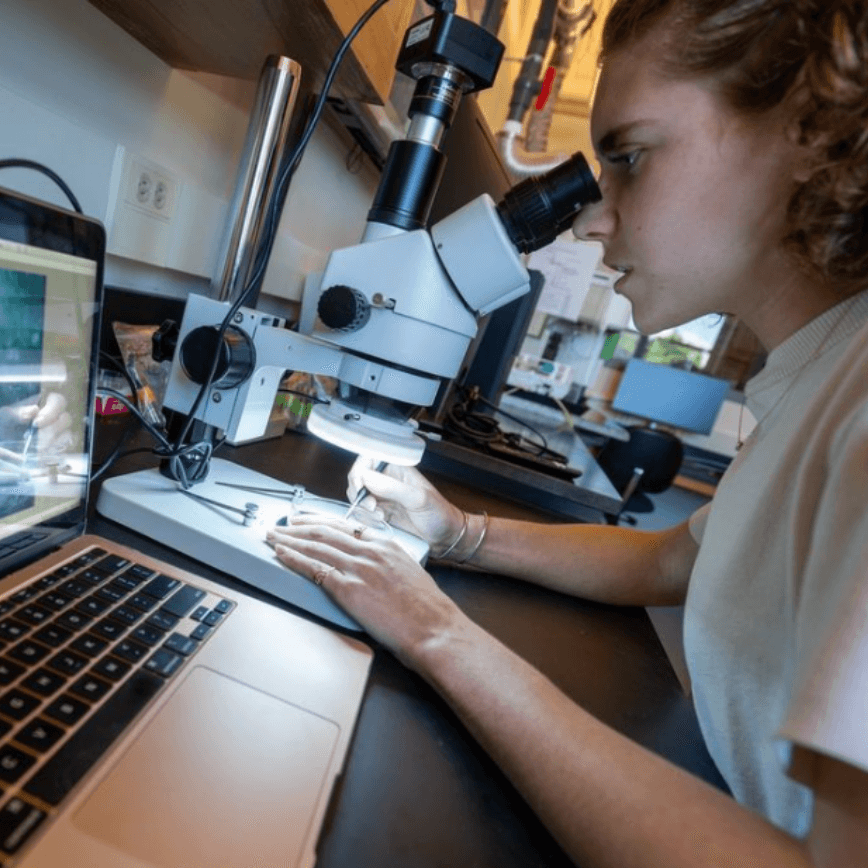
left=498, top=1, right=596, bottom=178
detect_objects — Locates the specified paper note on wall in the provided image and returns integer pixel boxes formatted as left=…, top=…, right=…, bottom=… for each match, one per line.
left=528, top=239, right=602, bottom=320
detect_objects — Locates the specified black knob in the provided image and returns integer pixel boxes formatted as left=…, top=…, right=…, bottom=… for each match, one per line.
left=317, top=285, right=372, bottom=332
left=152, top=319, right=179, bottom=363
left=179, top=325, right=256, bottom=389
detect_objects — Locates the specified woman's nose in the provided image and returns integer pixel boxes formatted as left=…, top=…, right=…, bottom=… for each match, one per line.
left=572, top=194, right=615, bottom=243
left=572, top=171, right=615, bottom=243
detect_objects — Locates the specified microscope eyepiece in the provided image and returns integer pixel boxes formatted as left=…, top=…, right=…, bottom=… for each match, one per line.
left=496, top=152, right=601, bottom=254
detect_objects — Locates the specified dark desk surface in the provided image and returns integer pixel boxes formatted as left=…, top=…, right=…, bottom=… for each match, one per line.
left=90, top=420, right=727, bottom=868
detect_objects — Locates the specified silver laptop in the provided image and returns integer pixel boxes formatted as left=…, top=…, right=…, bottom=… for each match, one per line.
left=0, top=184, right=372, bottom=867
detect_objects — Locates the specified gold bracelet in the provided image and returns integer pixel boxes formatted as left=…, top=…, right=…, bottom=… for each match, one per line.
left=435, top=510, right=467, bottom=559
left=456, top=511, right=488, bottom=565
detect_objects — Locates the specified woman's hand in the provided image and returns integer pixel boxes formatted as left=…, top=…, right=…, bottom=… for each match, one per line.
left=15, top=393, right=73, bottom=456
left=347, top=457, right=465, bottom=557
left=265, top=515, right=465, bottom=666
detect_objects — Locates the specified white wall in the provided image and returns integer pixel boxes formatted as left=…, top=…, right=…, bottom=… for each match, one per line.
left=0, top=0, right=381, bottom=308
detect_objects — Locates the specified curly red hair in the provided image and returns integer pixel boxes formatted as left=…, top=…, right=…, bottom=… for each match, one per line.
left=600, top=0, right=868, bottom=293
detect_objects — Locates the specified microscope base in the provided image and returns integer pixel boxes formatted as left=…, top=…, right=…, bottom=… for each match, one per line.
left=96, top=458, right=429, bottom=631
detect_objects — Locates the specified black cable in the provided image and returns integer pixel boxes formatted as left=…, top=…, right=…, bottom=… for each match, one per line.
left=0, top=159, right=83, bottom=213
left=99, top=351, right=140, bottom=409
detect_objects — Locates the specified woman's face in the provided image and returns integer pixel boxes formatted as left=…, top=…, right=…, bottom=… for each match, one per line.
left=573, top=33, right=806, bottom=336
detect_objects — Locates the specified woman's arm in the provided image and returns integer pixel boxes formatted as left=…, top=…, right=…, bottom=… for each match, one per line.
left=448, top=513, right=698, bottom=607
left=414, top=613, right=860, bottom=868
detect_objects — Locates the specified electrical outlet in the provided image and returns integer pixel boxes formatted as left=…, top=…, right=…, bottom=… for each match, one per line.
left=122, top=154, right=177, bottom=222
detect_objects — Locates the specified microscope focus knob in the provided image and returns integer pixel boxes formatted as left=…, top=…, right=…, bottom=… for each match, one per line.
left=317, top=285, right=371, bottom=332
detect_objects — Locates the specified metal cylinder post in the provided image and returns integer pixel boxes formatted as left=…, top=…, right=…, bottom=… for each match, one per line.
left=212, top=55, right=302, bottom=304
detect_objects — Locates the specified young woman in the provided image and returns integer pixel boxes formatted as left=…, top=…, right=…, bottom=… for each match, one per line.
left=267, top=2, right=868, bottom=864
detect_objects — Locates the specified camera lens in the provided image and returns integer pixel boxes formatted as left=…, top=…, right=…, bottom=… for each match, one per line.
left=496, top=152, right=601, bottom=254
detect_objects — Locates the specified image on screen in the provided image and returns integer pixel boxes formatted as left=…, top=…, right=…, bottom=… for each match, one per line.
left=0, top=268, right=46, bottom=518
left=0, top=236, right=96, bottom=538
left=611, top=359, right=731, bottom=435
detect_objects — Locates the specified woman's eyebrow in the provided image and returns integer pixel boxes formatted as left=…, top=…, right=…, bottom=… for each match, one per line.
left=596, top=120, right=655, bottom=155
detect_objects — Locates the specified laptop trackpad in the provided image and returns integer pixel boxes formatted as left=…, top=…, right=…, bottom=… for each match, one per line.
left=73, top=666, right=340, bottom=868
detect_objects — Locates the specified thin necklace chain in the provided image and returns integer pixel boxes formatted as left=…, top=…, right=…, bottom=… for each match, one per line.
left=736, top=297, right=859, bottom=450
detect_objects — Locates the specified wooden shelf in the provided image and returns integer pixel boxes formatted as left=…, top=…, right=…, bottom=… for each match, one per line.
left=88, top=0, right=414, bottom=104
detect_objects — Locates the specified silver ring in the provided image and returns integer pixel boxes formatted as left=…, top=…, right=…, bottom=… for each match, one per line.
left=313, top=566, right=333, bottom=586
left=353, top=525, right=365, bottom=540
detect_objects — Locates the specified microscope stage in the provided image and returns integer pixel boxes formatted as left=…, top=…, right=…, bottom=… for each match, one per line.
left=96, top=458, right=429, bottom=631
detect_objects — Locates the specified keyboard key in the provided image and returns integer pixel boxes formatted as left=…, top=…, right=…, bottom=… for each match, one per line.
left=191, top=605, right=209, bottom=622
left=25, top=672, right=163, bottom=806
left=109, top=605, right=144, bottom=626
left=163, top=633, right=197, bottom=657
left=0, top=797, right=45, bottom=855
left=214, top=599, right=233, bottom=614
left=131, top=625, right=164, bottom=647
left=190, top=623, right=212, bottom=642
left=69, top=674, right=111, bottom=703
left=91, top=656, right=131, bottom=682
left=15, top=718, right=65, bottom=754
left=144, top=611, right=178, bottom=633
left=91, top=618, right=127, bottom=642
left=203, top=610, right=224, bottom=627
left=16, top=605, right=52, bottom=627
left=77, top=569, right=107, bottom=587
left=141, top=575, right=180, bottom=600
left=144, top=648, right=184, bottom=678
left=47, top=650, right=89, bottom=677
left=37, top=592, right=72, bottom=611
left=10, top=588, right=38, bottom=605
left=56, top=610, right=94, bottom=632
left=113, top=640, right=148, bottom=663
left=162, top=586, right=206, bottom=619
left=22, top=669, right=67, bottom=697
left=127, top=593, right=159, bottom=613
left=0, top=620, right=30, bottom=642
left=8, top=641, right=50, bottom=666
left=96, top=583, right=127, bottom=604
left=44, top=694, right=89, bottom=726
left=75, top=596, right=111, bottom=618
left=123, top=563, right=155, bottom=581
left=0, top=659, right=25, bottom=686
left=92, top=555, right=130, bottom=575
left=112, top=574, right=140, bottom=593
left=0, top=602, right=13, bottom=617
left=0, top=747, right=35, bottom=783
left=69, top=634, right=109, bottom=658
left=68, top=550, right=106, bottom=570
left=32, top=623, right=73, bottom=649
left=58, top=579, right=89, bottom=599
left=0, top=688, right=40, bottom=721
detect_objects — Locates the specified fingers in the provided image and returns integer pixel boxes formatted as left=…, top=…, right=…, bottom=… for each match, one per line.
left=266, top=518, right=371, bottom=559
left=34, top=393, right=67, bottom=427
left=268, top=535, right=339, bottom=590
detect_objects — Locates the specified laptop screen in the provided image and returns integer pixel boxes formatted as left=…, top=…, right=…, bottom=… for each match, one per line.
left=0, top=186, right=104, bottom=572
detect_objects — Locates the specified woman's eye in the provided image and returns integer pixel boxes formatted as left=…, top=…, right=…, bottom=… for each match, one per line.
left=608, top=150, right=640, bottom=169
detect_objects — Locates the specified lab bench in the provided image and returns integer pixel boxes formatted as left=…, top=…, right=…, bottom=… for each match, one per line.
left=89, top=420, right=727, bottom=868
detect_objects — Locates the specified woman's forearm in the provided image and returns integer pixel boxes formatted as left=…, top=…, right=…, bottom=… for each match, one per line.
left=412, top=614, right=812, bottom=868
left=445, top=514, right=693, bottom=606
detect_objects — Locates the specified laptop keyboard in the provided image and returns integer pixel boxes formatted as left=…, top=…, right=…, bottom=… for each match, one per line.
left=0, top=544, right=234, bottom=862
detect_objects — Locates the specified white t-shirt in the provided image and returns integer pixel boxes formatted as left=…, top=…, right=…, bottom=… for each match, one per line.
left=684, top=288, right=868, bottom=836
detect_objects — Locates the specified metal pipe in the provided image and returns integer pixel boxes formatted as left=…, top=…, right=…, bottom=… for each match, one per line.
left=212, top=55, right=302, bottom=304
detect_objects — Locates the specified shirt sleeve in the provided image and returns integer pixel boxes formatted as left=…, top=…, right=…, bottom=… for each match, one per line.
left=778, top=403, right=868, bottom=777
left=688, top=502, right=712, bottom=546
